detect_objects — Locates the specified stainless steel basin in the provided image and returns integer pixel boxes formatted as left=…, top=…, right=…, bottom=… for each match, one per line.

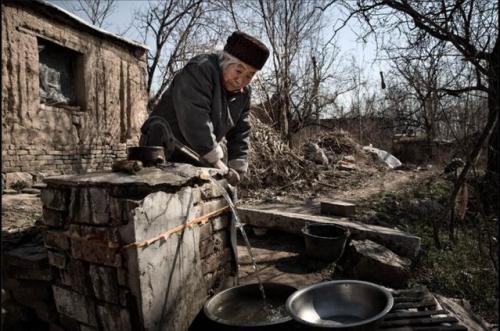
left=203, top=282, right=297, bottom=329
left=286, top=280, right=393, bottom=330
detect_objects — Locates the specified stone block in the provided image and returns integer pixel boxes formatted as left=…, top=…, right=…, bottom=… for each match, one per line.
left=80, top=325, right=98, bottom=331
left=212, top=216, right=229, bottom=231
left=199, top=237, right=214, bottom=258
left=202, top=248, right=231, bottom=275
left=212, top=230, right=228, bottom=253
left=44, top=230, right=70, bottom=251
left=116, top=268, right=128, bottom=287
left=52, top=286, right=97, bottom=326
left=193, top=198, right=228, bottom=218
left=199, top=222, right=212, bottom=241
left=320, top=200, right=356, bottom=217
left=57, top=259, right=91, bottom=295
left=71, top=238, right=121, bottom=267
left=22, top=188, right=40, bottom=194
left=4, top=172, right=33, bottom=189
left=41, top=189, right=69, bottom=211
left=118, top=288, right=131, bottom=307
left=109, top=198, right=140, bottom=225
left=48, top=251, right=67, bottom=269
left=89, top=264, right=119, bottom=304
left=42, top=207, right=67, bottom=228
left=96, top=304, right=132, bottom=331
left=341, top=239, right=411, bottom=288
left=69, top=187, right=110, bottom=225
left=192, top=182, right=223, bottom=204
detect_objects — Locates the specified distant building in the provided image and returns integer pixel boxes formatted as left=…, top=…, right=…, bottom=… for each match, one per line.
left=2, top=0, right=148, bottom=180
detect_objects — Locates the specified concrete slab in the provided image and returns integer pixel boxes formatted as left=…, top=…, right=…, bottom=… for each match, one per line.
left=237, top=204, right=421, bottom=259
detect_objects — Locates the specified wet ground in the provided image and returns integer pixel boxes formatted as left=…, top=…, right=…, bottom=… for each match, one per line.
left=236, top=228, right=335, bottom=289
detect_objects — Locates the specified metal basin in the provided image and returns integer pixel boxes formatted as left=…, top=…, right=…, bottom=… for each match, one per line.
left=203, top=283, right=297, bottom=330
left=286, top=280, right=393, bottom=330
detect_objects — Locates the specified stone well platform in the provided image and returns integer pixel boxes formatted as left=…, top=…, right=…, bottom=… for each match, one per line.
left=40, top=164, right=235, bottom=331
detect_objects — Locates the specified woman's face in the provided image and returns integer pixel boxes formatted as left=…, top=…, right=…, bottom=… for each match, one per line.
left=222, top=62, right=257, bottom=92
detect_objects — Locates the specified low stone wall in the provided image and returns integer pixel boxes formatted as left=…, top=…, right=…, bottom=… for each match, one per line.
left=38, top=165, right=233, bottom=331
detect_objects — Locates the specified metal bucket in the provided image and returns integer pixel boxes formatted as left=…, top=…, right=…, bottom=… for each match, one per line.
left=302, top=223, right=350, bottom=262
left=203, top=283, right=297, bottom=330
left=286, top=280, right=394, bottom=330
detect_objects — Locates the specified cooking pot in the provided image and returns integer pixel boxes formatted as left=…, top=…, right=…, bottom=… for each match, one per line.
left=203, top=282, right=297, bottom=330
left=286, top=280, right=393, bottom=330
left=302, top=223, right=350, bottom=262
left=127, top=146, right=165, bottom=167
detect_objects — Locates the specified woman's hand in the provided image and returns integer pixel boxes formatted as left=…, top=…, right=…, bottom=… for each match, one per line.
left=213, top=159, right=229, bottom=175
left=226, top=168, right=241, bottom=186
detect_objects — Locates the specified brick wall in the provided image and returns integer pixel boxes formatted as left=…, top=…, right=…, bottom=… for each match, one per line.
left=2, top=143, right=128, bottom=175
left=2, top=1, right=148, bottom=178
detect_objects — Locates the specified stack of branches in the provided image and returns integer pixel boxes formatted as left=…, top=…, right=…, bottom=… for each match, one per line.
left=307, top=130, right=375, bottom=168
left=313, top=131, right=362, bottom=155
left=242, top=115, right=316, bottom=190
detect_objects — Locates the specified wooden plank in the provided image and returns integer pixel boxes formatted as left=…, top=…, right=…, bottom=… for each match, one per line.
left=381, top=327, right=467, bottom=331
left=394, top=296, right=425, bottom=303
left=381, top=316, right=459, bottom=327
left=393, top=301, right=437, bottom=310
left=237, top=205, right=421, bottom=259
left=383, top=310, right=448, bottom=320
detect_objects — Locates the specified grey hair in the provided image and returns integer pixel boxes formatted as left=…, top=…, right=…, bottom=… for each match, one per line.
left=218, top=51, right=244, bottom=71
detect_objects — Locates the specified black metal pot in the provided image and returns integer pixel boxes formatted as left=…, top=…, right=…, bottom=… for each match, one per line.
left=286, top=280, right=394, bottom=330
left=202, top=283, right=297, bottom=331
left=302, top=223, right=350, bottom=262
left=127, top=146, right=165, bottom=167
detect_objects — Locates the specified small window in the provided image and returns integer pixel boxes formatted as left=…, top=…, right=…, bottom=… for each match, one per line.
left=38, top=38, right=84, bottom=109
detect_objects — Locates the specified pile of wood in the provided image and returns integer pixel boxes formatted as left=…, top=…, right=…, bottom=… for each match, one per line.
left=242, top=116, right=376, bottom=192
left=243, top=115, right=313, bottom=189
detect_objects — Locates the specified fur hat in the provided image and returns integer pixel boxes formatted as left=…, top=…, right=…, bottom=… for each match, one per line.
left=224, top=31, right=269, bottom=70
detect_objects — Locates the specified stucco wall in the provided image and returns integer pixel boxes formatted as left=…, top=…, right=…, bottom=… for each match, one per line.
left=1, top=2, right=148, bottom=176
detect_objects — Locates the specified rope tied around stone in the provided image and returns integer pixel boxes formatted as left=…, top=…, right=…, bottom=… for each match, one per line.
left=121, top=205, right=230, bottom=250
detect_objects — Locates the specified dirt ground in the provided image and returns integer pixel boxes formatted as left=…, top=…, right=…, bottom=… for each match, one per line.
left=0, top=168, right=431, bottom=232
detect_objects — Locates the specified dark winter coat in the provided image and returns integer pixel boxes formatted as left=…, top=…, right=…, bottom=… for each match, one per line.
left=148, top=53, right=251, bottom=172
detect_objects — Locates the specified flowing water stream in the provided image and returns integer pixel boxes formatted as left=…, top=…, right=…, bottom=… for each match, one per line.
left=208, top=177, right=267, bottom=301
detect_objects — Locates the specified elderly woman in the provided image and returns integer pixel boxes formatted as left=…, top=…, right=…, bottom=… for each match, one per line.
left=140, top=31, right=269, bottom=186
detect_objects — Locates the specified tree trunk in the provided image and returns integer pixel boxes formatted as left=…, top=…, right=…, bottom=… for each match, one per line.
left=487, top=19, right=500, bottom=177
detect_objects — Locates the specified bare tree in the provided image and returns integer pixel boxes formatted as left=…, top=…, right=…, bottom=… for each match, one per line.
left=134, top=0, right=208, bottom=110
left=71, top=0, right=117, bottom=28
left=241, top=0, right=346, bottom=141
left=333, top=0, right=499, bottom=178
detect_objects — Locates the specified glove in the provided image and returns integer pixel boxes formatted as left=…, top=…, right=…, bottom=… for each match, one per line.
left=226, top=168, right=241, bottom=186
